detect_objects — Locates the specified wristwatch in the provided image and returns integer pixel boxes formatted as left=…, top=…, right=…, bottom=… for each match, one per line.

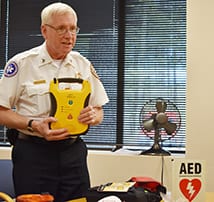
left=27, top=119, right=34, bottom=132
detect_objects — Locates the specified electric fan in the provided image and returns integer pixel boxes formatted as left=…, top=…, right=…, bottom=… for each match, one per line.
left=139, top=98, right=181, bottom=156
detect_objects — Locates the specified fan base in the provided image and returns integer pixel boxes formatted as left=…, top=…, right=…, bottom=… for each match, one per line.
left=141, top=147, right=171, bottom=156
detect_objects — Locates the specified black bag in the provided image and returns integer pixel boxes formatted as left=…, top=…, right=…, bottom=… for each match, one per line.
left=86, top=186, right=162, bottom=202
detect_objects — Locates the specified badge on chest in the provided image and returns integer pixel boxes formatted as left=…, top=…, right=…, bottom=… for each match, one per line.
left=49, top=77, right=91, bottom=135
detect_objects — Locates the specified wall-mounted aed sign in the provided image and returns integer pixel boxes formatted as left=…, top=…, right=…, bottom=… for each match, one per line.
left=172, top=159, right=205, bottom=202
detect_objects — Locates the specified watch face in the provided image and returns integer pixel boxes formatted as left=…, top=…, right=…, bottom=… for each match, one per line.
left=27, top=126, right=34, bottom=132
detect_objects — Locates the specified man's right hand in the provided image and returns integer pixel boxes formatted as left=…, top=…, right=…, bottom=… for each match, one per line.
left=32, top=117, right=70, bottom=141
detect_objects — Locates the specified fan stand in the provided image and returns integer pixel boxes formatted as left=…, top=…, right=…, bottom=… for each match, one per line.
left=141, top=128, right=171, bottom=156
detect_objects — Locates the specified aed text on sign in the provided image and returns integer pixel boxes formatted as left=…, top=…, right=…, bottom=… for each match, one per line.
left=179, top=162, right=202, bottom=175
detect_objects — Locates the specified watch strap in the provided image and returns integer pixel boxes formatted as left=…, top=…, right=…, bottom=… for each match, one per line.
left=27, top=119, right=34, bottom=132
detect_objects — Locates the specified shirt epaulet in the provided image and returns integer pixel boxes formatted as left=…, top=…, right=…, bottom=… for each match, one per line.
left=90, top=64, right=100, bottom=80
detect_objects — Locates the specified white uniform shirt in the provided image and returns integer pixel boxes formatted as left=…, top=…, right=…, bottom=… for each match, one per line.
left=0, top=42, right=109, bottom=136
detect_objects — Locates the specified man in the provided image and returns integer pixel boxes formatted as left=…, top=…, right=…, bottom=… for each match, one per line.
left=0, top=2, right=109, bottom=202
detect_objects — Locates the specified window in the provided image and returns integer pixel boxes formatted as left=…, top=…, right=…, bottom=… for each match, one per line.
left=0, top=0, right=186, bottom=153
left=122, top=0, right=186, bottom=152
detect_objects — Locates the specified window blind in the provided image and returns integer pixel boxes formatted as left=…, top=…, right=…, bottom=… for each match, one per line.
left=122, top=0, right=186, bottom=152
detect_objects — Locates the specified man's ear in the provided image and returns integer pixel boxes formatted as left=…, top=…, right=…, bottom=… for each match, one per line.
left=40, top=25, right=47, bottom=39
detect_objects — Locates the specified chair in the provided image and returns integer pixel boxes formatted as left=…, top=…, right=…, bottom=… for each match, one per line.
left=0, top=160, right=15, bottom=198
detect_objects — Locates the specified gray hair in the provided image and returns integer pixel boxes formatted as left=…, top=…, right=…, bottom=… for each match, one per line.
left=41, top=2, right=77, bottom=25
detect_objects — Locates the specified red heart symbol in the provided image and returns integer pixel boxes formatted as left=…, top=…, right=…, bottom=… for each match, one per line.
left=179, top=179, right=201, bottom=202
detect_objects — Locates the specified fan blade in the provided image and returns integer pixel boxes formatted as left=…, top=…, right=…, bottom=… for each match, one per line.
left=143, top=119, right=155, bottom=131
left=163, top=122, right=177, bottom=135
left=156, top=100, right=167, bottom=113
left=155, top=112, right=168, bottom=124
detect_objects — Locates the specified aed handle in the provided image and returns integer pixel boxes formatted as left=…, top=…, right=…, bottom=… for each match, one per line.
left=54, top=77, right=83, bottom=84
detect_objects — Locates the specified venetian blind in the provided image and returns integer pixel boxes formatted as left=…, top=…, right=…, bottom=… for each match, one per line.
left=121, top=0, right=186, bottom=152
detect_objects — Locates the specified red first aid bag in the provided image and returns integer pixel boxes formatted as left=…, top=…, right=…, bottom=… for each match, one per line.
left=129, top=176, right=167, bottom=194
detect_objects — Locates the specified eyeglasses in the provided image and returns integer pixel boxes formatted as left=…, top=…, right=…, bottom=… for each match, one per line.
left=45, top=24, right=80, bottom=35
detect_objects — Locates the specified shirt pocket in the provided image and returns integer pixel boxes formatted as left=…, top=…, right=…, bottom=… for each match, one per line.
left=25, top=83, right=50, bottom=115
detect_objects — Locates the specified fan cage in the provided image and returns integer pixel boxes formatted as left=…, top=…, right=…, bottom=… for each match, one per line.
left=139, top=98, right=181, bottom=142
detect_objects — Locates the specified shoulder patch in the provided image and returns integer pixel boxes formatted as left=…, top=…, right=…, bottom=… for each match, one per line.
left=90, top=64, right=100, bottom=80
left=4, top=62, right=18, bottom=77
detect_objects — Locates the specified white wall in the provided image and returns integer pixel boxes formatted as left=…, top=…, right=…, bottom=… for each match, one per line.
left=186, top=0, right=214, bottom=192
left=87, top=151, right=173, bottom=188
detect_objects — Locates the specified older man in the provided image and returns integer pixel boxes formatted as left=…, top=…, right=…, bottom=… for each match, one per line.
left=0, top=2, right=109, bottom=202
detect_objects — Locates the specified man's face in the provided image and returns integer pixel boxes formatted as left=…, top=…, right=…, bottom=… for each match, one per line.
left=41, top=13, right=78, bottom=59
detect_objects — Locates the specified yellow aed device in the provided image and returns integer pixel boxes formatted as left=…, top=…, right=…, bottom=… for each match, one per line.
left=49, top=77, right=91, bottom=136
